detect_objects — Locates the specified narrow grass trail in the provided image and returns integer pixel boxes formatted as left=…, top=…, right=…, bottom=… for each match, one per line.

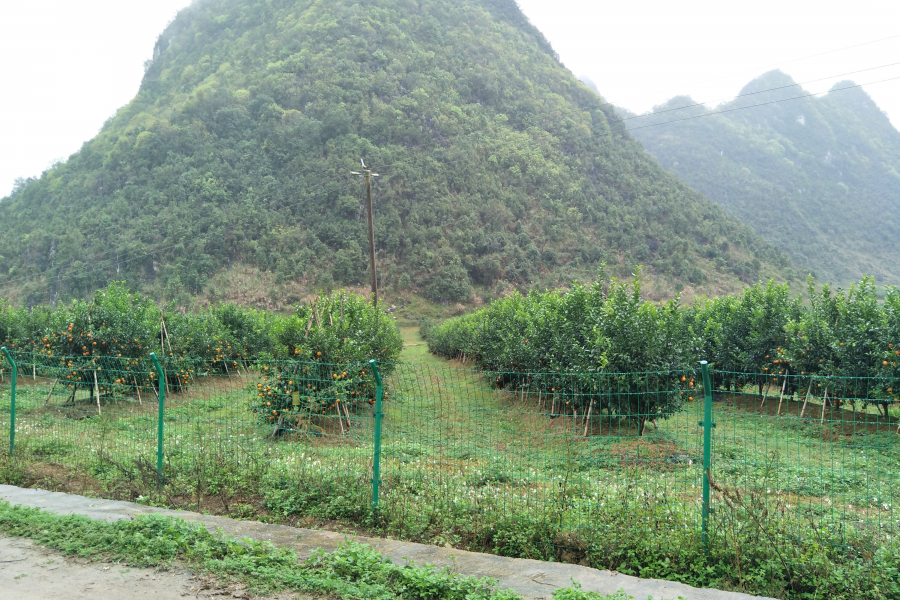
left=398, top=326, right=445, bottom=366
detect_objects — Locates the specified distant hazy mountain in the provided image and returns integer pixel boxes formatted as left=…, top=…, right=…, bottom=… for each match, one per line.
left=0, top=0, right=788, bottom=307
left=619, top=70, right=900, bottom=285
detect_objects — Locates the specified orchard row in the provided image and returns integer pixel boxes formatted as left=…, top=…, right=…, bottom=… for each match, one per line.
left=425, top=271, right=900, bottom=421
left=0, top=283, right=402, bottom=419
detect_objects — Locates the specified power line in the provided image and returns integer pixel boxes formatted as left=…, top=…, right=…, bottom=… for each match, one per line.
left=625, top=75, right=900, bottom=132
left=683, top=33, right=900, bottom=89
left=621, top=61, right=900, bottom=123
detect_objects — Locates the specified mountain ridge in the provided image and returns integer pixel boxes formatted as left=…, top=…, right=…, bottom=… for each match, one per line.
left=0, top=0, right=789, bottom=307
left=620, top=70, right=900, bottom=285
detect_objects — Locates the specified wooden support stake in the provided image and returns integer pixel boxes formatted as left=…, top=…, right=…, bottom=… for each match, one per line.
left=134, top=375, right=142, bottom=405
left=304, top=301, right=317, bottom=338
left=161, top=317, right=174, bottom=355
left=44, top=379, right=58, bottom=404
left=583, top=397, right=594, bottom=437
left=799, top=380, right=813, bottom=419
left=342, top=402, right=351, bottom=429
left=820, top=388, right=829, bottom=424
left=759, top=381, right=771, bottom=410
left=93, top=370, right=101, bottom=416
left=33, top=365, right=36, bottom=381
left=776, top=377, right=788, bottom=416
left=336, top=401, right=345, bottom=435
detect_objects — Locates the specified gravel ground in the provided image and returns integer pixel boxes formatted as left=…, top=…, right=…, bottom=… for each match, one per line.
left=0, top=536, right=314, bottom=600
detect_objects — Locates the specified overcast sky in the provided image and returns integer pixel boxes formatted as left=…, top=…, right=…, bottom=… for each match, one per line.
left=1, top=0, right=898, bottom=197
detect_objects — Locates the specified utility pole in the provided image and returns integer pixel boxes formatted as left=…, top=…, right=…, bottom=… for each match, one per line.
left=351, top=160, right=379, bottom=307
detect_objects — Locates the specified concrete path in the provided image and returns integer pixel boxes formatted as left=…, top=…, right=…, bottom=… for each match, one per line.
left=0, top=485, right=775, bottom=600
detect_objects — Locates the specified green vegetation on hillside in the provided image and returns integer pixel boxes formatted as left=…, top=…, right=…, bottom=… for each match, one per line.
left=620, top=70, right=900, bottom=285
left=0, top=0, right=788, bottom=307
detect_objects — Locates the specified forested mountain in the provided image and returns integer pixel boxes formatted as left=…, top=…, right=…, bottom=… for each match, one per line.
left=620, top=70, right=900, bottom=286
left=0, top=0, right=789, bottom=308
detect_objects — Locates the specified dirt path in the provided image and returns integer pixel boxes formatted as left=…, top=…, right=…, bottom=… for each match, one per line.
left=0, top=536, right=312, bottom=600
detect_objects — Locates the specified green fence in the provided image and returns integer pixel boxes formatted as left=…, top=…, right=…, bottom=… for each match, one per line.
left=0, top=348, right=896, bottom=560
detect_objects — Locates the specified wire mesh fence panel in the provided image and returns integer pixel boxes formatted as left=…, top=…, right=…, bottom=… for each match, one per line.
left=5, top=352, right=161, bottom=476
left=156, top=356, right=382, bottom=516
left=711, top=371, right=898, bottom=556
left=0, top=350, right=896, bottom=560
left=378, top=363, right=705, bottom=552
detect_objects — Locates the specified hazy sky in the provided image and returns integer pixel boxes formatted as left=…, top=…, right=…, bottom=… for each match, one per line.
left=1, top=0, right=899, bottom=196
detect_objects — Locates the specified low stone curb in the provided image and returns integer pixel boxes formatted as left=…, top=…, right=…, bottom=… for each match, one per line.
left=0, top=485, right=774, bottom=600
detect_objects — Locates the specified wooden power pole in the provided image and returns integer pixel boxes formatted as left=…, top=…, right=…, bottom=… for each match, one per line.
left=351, top=160, right=379, bottom=307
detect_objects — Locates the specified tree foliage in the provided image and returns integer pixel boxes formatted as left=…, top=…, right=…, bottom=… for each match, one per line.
left=427, top=272, right=900, bottom=418
left=0, top=283, right=402, bottom=403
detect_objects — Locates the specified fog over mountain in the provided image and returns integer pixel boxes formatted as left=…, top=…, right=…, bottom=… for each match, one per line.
left=619, top=70, right=900, bottom=285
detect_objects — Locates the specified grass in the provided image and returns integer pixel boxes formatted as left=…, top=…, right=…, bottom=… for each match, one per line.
left=0, top=502, right=522, bottom=600
left=0, top=330, right=897, bottom=599
left=0, top=501, right=662, bottom=600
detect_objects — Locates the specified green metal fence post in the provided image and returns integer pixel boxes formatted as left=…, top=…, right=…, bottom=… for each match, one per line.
left=370, top=359, right=384, bottom=512
left=699, top=360, right=715, bottom=551
left=150, top=353, right=165, bottom=490
left=1, top=348, right=16, bottom=456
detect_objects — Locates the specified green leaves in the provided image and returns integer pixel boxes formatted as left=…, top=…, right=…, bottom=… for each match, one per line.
left=427, top=273, right=900, bottom=414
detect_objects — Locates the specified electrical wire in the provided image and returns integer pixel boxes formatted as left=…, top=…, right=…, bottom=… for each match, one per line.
left=626, top=75, right=900, bottom=132
left=683, top=33, right=900, bottom=88
left=620, top=61, right=900, bottom=123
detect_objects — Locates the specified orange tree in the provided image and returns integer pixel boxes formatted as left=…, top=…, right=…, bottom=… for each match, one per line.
left=879, top=286, right=900, bottom=407
left=40, top=283, right=161, bottom=399
left=686, top=280, right=800, bottom=393
left=251, top=291, right=402, bottom=431
left=779, top=277, right=896, bottom=414
left=162, top=304, right=274, bottom=390
left=427, top=269, right=689, bottom=434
